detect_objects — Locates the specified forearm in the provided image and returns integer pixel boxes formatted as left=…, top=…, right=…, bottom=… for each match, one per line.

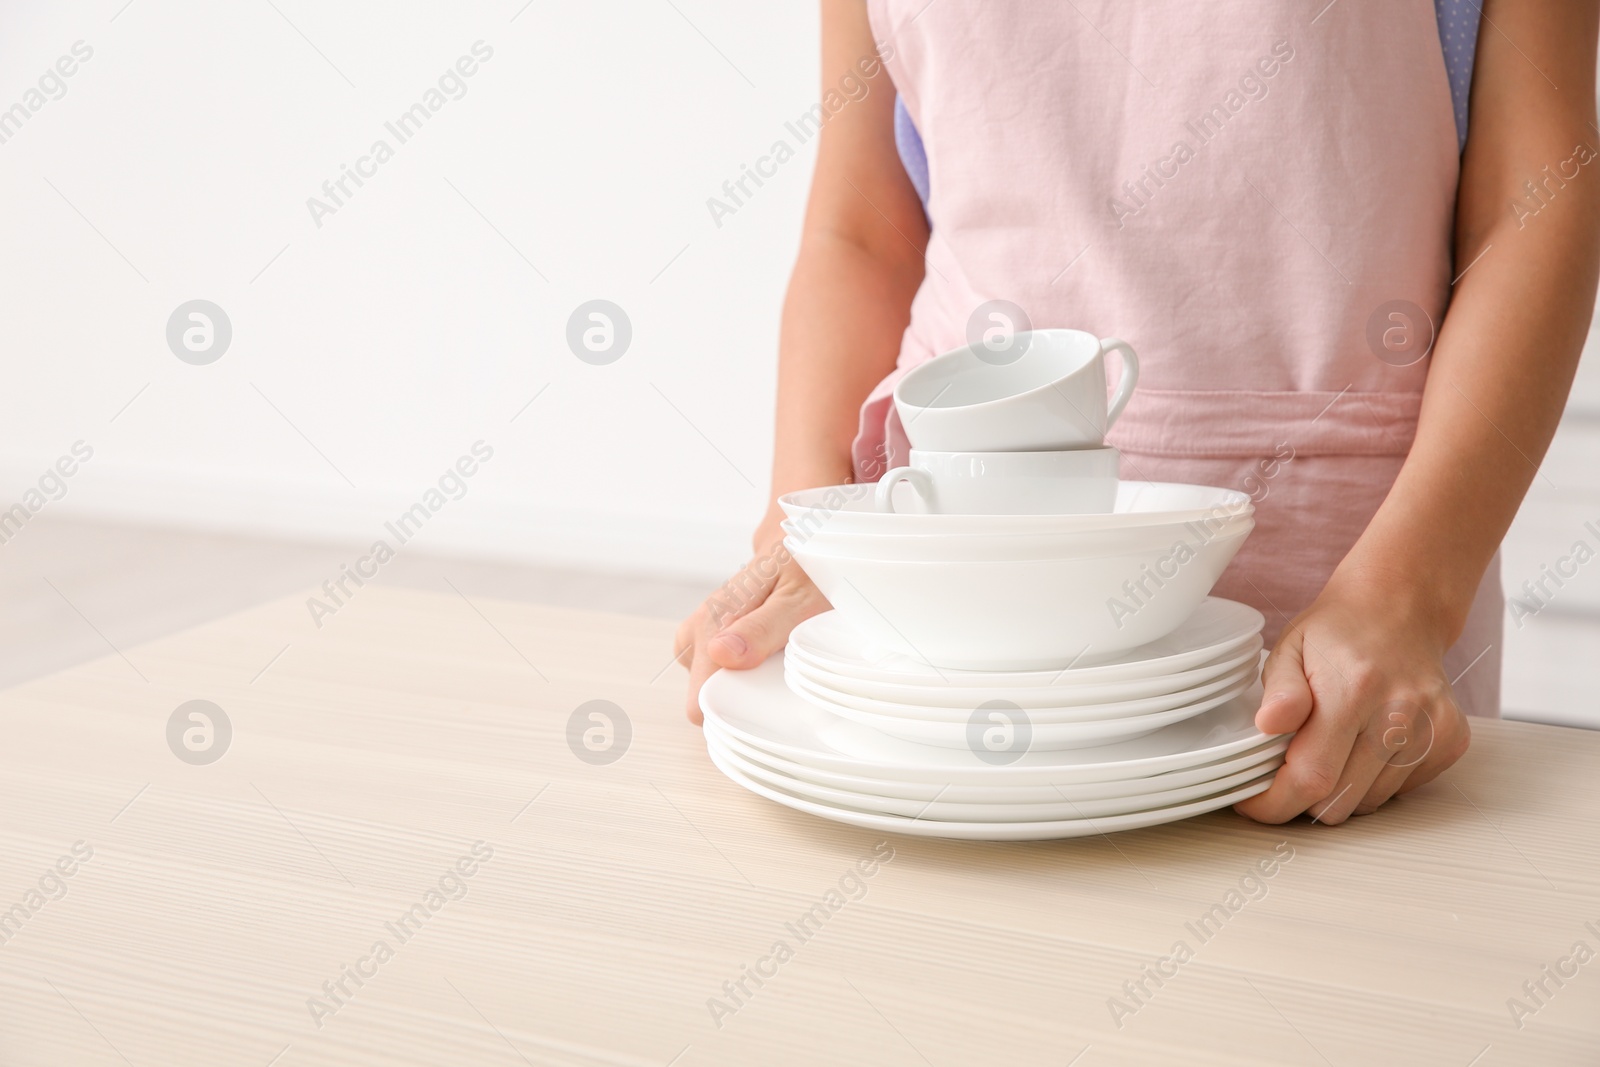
left=766, top=230, right=921, bottom=515
left=758, top=0, right=928, bottom=541
left=1335, top=0, right=1600, bottom=642
left=1338, top=216, right=1597, bottom=640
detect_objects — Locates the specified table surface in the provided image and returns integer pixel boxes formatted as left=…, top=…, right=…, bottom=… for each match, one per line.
left=1, top=585, right=1596, bottom=1066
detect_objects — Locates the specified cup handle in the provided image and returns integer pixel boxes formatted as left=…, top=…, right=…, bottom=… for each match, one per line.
left=1099, top=338, right=1140, bottom=430
left=875, top=467, right=933, bottom=513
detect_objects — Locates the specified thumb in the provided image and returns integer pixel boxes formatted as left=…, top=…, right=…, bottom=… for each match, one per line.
left=707, top=583, right=822, bottom=670
left=1256, top=626, right=1313, bottom=735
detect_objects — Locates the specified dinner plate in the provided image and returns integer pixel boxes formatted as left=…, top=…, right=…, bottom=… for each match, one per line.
left=784, top=655, right=1261, bottom=722
left=700, top=654, right=1281, bottom=784
left=785, top=666, right=1256, bottom=749
left=705, top=739, right=1278, bottom=840
left=787, top=599, right=1265, bottom=687
left=705, top=723, right=1291, bottom=803
left=785, top=637, right=1264, bottom=709
left=710, top=733, right=1285, bottom=822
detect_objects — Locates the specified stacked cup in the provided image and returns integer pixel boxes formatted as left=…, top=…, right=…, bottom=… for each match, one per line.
left=877, top=329, right=1139, bottom=515
left=776, top=327, right=1261, bottom=668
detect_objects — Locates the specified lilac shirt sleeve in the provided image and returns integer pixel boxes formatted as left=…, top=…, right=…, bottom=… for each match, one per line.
left=1434, top=0, right=1480, bottom=151
left=893, top=94, right=930, bottom=207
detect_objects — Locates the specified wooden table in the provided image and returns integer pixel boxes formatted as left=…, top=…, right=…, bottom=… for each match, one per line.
left=1, top=586, right=1596, bottom=1066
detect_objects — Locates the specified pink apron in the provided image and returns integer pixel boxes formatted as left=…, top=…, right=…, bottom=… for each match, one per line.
left=856, top=0, right=1502, bottom=715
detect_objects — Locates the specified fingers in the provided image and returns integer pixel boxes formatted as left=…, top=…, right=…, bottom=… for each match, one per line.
left=1349, top=758, right=1414, bottom=817
left=684, top=642, right=720, bottom=726
left=1345, top=696, right=1437, bottom=814
left=1394, top=706, right=1472, bottom=795
left=704, top=551, right=785, bottom=635
left=1234, top=686, right=1362, bottom=824
left=1237, top=684, right=1470, bottom=824
left=702, top=554, right=789, bottom=667
left=675, top=550, right=783, bottom=722
left=707, top=572, right=829, bottom=670
left=1237, top=687, right=1473, bottom=825
left=1350, top=697, right=1471, bottom=814
left=679, top=604, right=730, bottom=723
left=676, top=543, right=832, bottom=723
left=672, top=617, right=694, bottom=669
left=671, top=613, right=703, bottom=722
left=1255, top=626, right=1314, bottom=736
left=1303, top=694, right=1440, bottom=824
left=1305, top=722, right=1406, bottom=825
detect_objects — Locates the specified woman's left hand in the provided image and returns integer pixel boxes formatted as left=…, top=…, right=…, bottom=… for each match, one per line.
left=1232, top=572, right=1473, bottom=825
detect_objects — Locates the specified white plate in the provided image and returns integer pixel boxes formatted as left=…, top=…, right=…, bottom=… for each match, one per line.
left=705, top=723, right=1291, bottom=803
left=787, top=599, right=1265, bottom=687
left=785, top=666, right=1256, bottom=749
left=711, top=733, right=1285, bottom=822
left=786, top=637, right=1264, bottom=709
left=784, top=654, right=1261, bottom=722
left=706, top=740, right=1277, bottom=840
left=700, top=654, right=1282, bottom=785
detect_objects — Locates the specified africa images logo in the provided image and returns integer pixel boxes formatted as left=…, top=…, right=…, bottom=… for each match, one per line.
left=306, top=42, right=495, bottom=229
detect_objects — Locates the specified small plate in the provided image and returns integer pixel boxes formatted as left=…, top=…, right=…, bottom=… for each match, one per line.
left=784, top=656, right=1261, bottom=722
left=787, top=599, right=1265, bottom=687
left=786, top=637, right=1263, bottom=709
left=785, top=666, right=1256, bottom=749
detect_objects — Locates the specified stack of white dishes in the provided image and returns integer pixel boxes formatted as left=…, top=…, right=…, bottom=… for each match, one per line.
left=700, top=653, right=1285, bottom=842
left=700, top=329, right=1288, bottom=839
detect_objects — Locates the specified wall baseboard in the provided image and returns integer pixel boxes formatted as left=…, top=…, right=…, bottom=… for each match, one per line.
left=1, top=461, right=750, bottom=585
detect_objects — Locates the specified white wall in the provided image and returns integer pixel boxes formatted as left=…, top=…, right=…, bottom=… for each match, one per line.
left=1500, top=339, right=1600, bottom=725
left=0, top=0, right=823, bottom=579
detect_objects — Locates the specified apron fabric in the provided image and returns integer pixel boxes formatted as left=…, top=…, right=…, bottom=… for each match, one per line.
left=855, top=0, right=1502, bottom=715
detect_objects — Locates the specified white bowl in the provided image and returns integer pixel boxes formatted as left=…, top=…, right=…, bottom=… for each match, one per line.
left=788, top=524, right=1252, bottom=670
left=779, top=481, right=1251, bottom=537
left=783, top=515, right=1254, bottom=563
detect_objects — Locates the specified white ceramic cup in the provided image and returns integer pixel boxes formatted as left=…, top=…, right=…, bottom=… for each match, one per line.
left=894, top=329, right=1139, bottom=452
left=875, top=447, right=1120, bottom=515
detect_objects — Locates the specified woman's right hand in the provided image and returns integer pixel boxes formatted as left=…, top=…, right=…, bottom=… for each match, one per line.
left=674, top=522, right=832, bottom=723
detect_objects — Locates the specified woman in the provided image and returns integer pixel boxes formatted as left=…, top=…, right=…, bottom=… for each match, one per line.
left=676, top=0, right=1600, bottom=825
